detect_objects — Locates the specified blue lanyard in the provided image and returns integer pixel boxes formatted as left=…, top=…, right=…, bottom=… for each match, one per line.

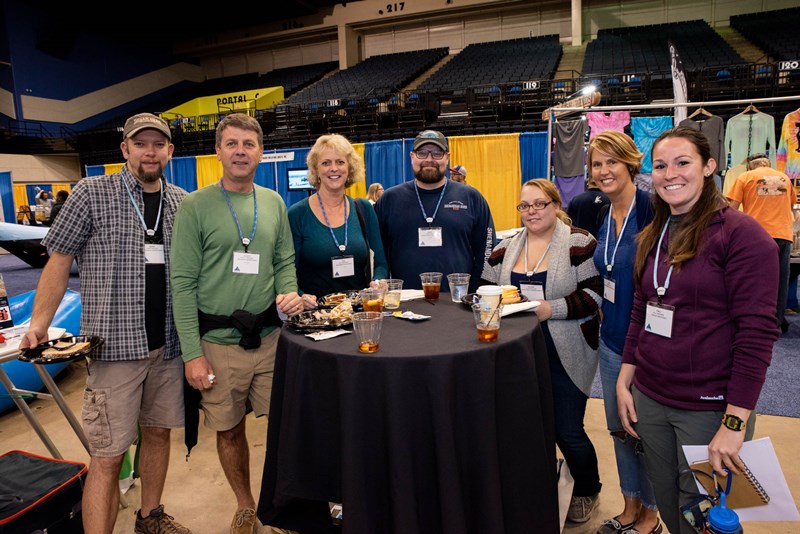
left=219, top=179, right=257, bottom=252
left=604, top=196, right=636, bottom=274
left=122, top=177, right=162, bottom=239
left=318, top=195, right=349, bottom=253
left=524, top=234, right=551, bottom=278
left=414, top=180, right=448, bottom=224
left=652, top=221, right=674, bottom=302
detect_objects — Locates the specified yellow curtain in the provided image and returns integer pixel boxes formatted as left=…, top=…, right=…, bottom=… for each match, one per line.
left=449, top=133, right=522, bottom=231
left=196, top=155, right=223, bottom=189
left=51, top=184, right=73, bottom=195
left=12, top=185, right=28, bottom=215
left=105, top=163, right=125, bottom=174
left=345, top=143, right=367, bottom=199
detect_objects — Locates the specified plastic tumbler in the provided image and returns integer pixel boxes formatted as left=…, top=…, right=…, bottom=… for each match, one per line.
left=447, top=273, right=471, bottom=303
left=382, top=279, right=403, bottom=310
left=353, top=311, right=383, bottom=353
left=419, top=272, right=443, bottom=302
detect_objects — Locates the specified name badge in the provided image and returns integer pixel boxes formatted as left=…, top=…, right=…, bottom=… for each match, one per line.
left=520, top=282, right=544, bottom=301
left=332, top=255, right=355, bottom=278
left=144, top=244, right=165, bottom=265
left=645, top=301, right=674, bottom=338
left=418, top=227, right=443, bottom=247
left=603, top=277, right=616, bottom=303
left=232, top=252, right=260, bottom=274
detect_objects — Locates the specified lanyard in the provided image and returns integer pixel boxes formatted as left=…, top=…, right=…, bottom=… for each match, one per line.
left=318, top=195, right=349, bottom=252
left=219, top=179, right=257, bottom=252
left=603, top=196, right=636, bottom=274
left=414, top=180, right=447, bottom=225
left=524, top=233, right=551, bottom=278
left=122, top=177, right=162, bottom=239
left=652, top=221, right=674, bottom=302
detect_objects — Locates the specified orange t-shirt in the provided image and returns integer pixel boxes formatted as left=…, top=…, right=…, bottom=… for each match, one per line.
left=726, top=166, right=794, bottom=241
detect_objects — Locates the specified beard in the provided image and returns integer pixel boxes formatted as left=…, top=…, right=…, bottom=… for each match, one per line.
left=414, top=165, right=445, bottom=184
left=136, top=163, right=163, bottom=184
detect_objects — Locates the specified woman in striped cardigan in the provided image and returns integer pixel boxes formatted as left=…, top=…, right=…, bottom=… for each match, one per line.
left=482, top=178, right=604, bottom=524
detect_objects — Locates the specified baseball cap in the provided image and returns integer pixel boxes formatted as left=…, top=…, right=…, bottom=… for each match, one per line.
left=123, top=113, right=171, bottom=141
left=450, top=165, right=467, bottom=177
left=413, top=130, right=448, bottom=152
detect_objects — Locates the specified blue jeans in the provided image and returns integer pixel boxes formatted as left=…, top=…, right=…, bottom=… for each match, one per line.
left=599, top=339, right=657, bottom=509
left=776, top=238, right=791, bottom=327
left=549, top=352, right=601, bottom=497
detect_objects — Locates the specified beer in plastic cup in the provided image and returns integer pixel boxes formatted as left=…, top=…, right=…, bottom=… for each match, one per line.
left=353, top=311, right=383, bottom=353
left=419, top=272, right=443, bottom=302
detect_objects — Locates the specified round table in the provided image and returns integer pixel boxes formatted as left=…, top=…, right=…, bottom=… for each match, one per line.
left=257, top=297, right=559, bottom=534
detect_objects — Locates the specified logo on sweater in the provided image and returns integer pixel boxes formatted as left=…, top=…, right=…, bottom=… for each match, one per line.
left=699, top=395, right=725, bottom=401
left=444, top=201, right=468, bottom=211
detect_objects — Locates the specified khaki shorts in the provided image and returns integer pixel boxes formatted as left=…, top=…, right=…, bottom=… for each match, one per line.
left=199, top=328, right=279, bottom=432
left=82, top=347, right=185, bottom=457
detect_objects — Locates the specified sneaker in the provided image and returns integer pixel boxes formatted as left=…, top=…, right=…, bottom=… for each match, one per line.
left=621, top=520, right=664, bottom=534
left=134, top=504, right=191, bottom=534
left=231, top=508, right=256, bottom=534
left=597, top=516, right=636, bottom=534
left=567, top=493, right=600, bottom=523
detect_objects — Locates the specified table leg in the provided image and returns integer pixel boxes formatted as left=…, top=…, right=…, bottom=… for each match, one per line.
left=0, top=367, right=63, bottom=459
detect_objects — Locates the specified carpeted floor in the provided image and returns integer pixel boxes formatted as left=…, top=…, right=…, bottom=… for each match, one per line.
left=0, top=251, right=80, bottom=297
left=3, top=251, right=798, bottom=417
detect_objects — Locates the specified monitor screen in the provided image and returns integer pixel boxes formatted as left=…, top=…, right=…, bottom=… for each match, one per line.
left=287, top=168, right=315, bottom=191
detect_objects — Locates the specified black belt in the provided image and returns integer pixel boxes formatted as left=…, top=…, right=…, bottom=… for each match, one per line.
left=197, top=303, right=282, bottom=350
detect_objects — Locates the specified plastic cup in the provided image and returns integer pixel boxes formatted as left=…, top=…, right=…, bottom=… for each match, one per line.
left=472, top=303, right=503, bottom=342
left=382, top=279, right=403, bottom=310
left=476, top=285, right=503, bottom=310
left=420, top=272, right=443, bottom=302
left=353, top=311, right=383, bottom=353
left=447, top=273, right=471, bottom=303
left=360, top=288, right=385, bottom=313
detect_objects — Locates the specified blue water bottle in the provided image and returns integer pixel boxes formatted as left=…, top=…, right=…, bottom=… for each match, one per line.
left=705, top=469, right=743, bottom=534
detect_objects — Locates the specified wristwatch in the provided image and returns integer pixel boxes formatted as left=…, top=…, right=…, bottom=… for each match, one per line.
left=721, top=413, right=745, bottom=431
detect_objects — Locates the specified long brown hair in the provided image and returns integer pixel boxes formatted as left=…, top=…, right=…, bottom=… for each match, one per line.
left=634, top=127, right=723, bottom=284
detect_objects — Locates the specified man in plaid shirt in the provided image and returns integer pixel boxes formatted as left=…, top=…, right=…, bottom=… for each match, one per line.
left=21, top=113, right=191, bottom=534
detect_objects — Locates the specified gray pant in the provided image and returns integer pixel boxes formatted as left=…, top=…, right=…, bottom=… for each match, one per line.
left=631, top=387, right=756, bottom=534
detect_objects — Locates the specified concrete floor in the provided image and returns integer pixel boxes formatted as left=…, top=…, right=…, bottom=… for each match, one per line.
left=1, top=362, right=798, bottom=534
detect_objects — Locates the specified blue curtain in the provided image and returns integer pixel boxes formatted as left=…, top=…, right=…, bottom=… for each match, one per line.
left=0, top=171, right=13, bottom=223
left=86, top=165, right=105, bottom=177
left=26, top=184, right=52, bottom=205
left=364, top=139, right=416, bottom=190
left=260, top=148, right=313, bottom=207
left=519, top=132, right=549, bottom=182
left=166, top=157, right=198, bottom=192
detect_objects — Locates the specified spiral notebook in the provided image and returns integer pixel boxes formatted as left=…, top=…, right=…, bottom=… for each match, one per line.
left=690, top=458, right=770, bottom=508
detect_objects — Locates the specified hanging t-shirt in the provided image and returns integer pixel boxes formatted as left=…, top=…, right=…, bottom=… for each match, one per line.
left=586, top=111, right=631, bottom=139
left=679, top=115, right=725, bottom=169
left=724, top=111, right=776, bottom=169
left=777, top=109, right=800, bottom=182
left=631, top=116, right=674, bottom=173
left=553, top=119, right=588, bottom=177
left=554, top=175, right=586, bottom=208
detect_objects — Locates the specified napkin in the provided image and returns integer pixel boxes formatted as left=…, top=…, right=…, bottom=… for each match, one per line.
left=305, top=329, right=351, bottom=341
left=501, top=301, right=540, bottom=317
left=400, top=289, right=426, bottom=301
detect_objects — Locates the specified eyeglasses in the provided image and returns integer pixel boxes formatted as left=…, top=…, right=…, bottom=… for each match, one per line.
left=412, top=149, right=446, bottom=160
left=516, top=200, right=553, bottom=212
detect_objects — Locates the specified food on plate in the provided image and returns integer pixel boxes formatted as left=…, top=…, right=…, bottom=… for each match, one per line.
left=324, top=292, right=347, bottom=305
left=500, top=285, right=522, bottom=304
left=42, top=340, right=91, bottom=358
left=329, top=300, right=353, bottom=321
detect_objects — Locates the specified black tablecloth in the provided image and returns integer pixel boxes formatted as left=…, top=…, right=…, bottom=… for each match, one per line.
left=257, top=297, right=558, bottom=534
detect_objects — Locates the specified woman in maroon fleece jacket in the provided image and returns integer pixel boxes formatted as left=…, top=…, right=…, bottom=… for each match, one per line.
left=617, top=127, right=779, bottom=534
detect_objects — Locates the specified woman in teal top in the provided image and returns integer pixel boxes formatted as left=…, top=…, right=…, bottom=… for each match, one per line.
left=288, top=134, right=388, bottom=299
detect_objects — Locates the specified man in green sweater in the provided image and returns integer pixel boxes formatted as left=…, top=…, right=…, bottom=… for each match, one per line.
left=170, top=113, right=303, bottom=534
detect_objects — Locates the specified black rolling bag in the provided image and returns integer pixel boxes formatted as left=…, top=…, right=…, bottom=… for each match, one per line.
left=0, top=450, right=87, bottom=533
